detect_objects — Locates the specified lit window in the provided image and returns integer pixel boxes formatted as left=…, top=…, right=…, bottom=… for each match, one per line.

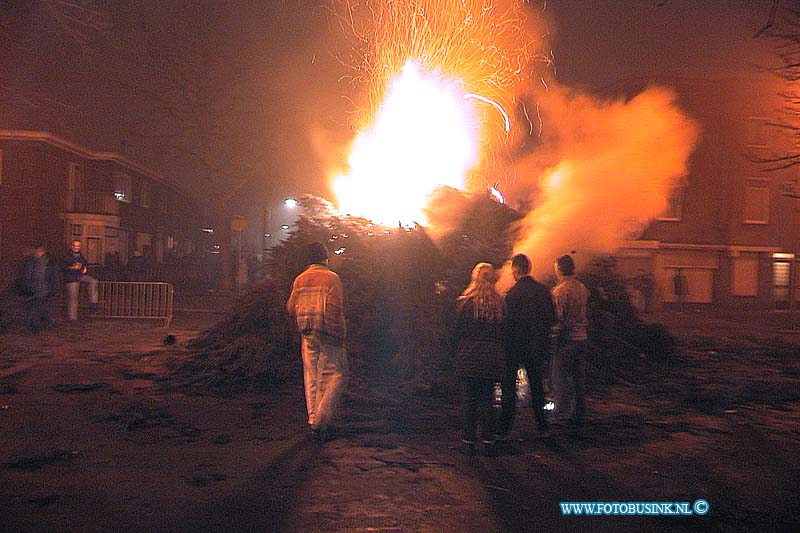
left=773, top=261, right=790, bottom=287
left=744, top=178, right=769, bottom=224
left=114, top=171, right=132, bottom=203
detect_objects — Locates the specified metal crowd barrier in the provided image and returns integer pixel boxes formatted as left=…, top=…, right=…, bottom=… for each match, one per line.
left=95, top=281, right=174, bottom=327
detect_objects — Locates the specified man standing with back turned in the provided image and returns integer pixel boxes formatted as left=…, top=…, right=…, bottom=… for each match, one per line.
left=551, top=254, right=590, bottom=425
left=287, top=242, right=349, bottom=442
left=498, top=253, right=556, bottom=441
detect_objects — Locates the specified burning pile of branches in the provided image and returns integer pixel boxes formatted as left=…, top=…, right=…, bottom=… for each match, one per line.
left=169, top=194, right=677, bottom=397
left=264, top=194, right=520, bottom=396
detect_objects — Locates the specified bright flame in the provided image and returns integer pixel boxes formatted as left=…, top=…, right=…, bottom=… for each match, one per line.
left=327, top=0, right=699, bottom=275
left=329, top=0, right=546, bottom=225
left=333, top=61, right=479, bottom=225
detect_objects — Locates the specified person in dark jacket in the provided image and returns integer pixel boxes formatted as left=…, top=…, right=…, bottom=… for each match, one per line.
left=498, top=253, right=556, bottom=439
left=21, top=244, right=58, bottom=330
left=451, top=262, right=506, bottom=456
left=63, top=239, right=98, bottom=321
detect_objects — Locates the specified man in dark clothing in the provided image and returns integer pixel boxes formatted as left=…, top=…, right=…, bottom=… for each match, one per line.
left=21, top=245, right=57, bottom=330
left=673, top=269, right=688, bottom=303
left=498, top=253, right=556, bottom=438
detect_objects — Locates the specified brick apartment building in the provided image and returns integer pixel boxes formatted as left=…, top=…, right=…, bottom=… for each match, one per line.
left=0, top=130, right=211, bottom=289
left=614, top=76, right=800, bottom=310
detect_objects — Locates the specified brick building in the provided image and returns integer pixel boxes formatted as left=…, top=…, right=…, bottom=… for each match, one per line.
left=0, top=130, right=210, bottom=289
left=614, top=76, right=800, bottom=310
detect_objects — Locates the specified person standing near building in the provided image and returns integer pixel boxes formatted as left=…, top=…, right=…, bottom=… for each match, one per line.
left=497, top=253, right=556, bottom=440
left=673, top=268, right=689, bottom=304
left=286, top=242, right=349, bottom=442
left=20, top=244, right=57, bottom=331
left=451, top=262, right=506, bottom=456
left=551, top=254, right=590, bottom=425
left=63, top=239, right=98, bottom=321
left=103, top=243, right=124, bottom=281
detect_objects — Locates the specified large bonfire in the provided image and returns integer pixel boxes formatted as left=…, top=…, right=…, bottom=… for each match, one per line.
left=169, top=195, right=677, bottom=397
left=330, top=0, right=546, bottom=226
left=169, top=0, right=697, bottom=395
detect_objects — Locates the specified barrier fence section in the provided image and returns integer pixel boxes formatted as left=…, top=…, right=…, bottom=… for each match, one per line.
left=96, top=281, right=174, bottom=327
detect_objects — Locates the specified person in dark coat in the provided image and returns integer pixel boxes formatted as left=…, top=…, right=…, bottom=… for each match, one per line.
left=103, top=244, right=124, bottom=281
left=498, top=253, right=556, bottom=438
left=21, top=244, right=58, bottom=331
left=451, top=262, right=506, bottom=456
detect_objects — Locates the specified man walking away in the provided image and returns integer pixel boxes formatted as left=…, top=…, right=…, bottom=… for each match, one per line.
left=63, top=239, right=98, bottom=321
left=286, top=242, right=349, bottom=442
left=498, top=253, right=556, bottom=441
left=551, top=254, right=590, bottom=425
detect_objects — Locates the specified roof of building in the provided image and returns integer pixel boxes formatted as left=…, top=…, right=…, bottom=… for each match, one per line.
left=0, top=129, right=169, bottom=187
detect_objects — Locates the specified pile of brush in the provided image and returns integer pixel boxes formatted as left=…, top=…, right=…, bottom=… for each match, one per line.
left=165, top=279, right=299, bottom=395
left=168, top=192, right=678, bottom=397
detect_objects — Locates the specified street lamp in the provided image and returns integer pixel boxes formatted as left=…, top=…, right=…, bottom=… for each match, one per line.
left=263, top=197, right=300, bottom=250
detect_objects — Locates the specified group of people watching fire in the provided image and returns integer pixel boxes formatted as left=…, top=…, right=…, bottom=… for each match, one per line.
left=451, top=253, right=588, bottom=456
left=287, top=241, right=588, bottom=454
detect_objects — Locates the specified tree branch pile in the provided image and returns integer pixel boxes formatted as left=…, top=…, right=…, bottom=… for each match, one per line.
left=167, top=193, right=678, bottom=397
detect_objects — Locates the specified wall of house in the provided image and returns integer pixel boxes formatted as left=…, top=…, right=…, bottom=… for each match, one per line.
left=617, top=76, right=800, bottom=310
left=1, top=140, right=77, bottom=287
left=1, top=134, right=210, bottom=291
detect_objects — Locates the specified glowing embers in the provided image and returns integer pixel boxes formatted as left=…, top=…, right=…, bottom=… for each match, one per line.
left=333, top=61, right=480, bottom=226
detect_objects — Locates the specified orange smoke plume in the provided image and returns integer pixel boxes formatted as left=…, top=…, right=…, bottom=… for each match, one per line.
left=508, top=83, right=701, bottom=280
left=325, top=1, right=700, bottom=287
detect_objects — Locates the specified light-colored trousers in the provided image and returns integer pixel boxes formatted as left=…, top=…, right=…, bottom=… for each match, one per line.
left=66, top=275, right=98, bottom=321
left=552, top=339, right=587, bottom=421
left=301, top=333, right=349, bottom=430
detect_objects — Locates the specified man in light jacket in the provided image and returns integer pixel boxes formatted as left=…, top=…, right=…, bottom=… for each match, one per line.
left=551, top=254, right=590, bottom=425
left=63, top=239, right=98, bottom=321
left=286, top=242, right=348, bottom=441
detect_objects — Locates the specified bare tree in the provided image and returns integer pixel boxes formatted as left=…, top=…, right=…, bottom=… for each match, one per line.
left=103, top=5, right=268, bottom=289
left=0, top=0, right=111, bottom=128
left=37, top=0, right=112, bottom=43
left=754, top=0, right=800, bottom=177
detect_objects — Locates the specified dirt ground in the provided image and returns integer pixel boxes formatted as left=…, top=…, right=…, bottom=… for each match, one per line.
left=1, top=305, right=798, bottom=532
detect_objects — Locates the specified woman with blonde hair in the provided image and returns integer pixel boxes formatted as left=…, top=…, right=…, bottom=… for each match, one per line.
left=451, top=262, right=506, bottom=456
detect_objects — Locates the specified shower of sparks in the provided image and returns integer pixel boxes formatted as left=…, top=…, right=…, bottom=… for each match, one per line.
left=330, top=0, right=548, bottom=225
left=464, top=93, right=511, bottom=132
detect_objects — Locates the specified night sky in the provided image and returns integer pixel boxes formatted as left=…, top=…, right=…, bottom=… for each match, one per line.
left=0, top=0, right=779, bottom=220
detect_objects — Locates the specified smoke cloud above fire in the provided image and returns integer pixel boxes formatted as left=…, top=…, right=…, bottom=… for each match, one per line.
left=321, top=0, right=700, bottom=282
left=505, top=82, right=700, bottom=280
